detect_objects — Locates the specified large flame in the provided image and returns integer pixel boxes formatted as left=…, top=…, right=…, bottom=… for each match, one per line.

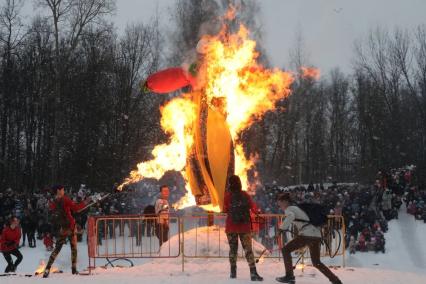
left=119, top=10, right=294, bottom=211
left=119, top=97, right=196, bottom=190
left=200, top=24, right=293, bottom=189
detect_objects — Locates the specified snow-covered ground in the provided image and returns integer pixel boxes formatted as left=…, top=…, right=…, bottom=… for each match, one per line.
left=1, top=209, right=426, bottom=283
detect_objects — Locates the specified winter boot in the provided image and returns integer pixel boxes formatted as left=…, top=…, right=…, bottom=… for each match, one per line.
left=230, top=265, right=237, bottom=279
left=72, top=267, right=79, bottom=275
left=250, top=267, right=263, bottom=281
left=276, top=274, right=295, bottom=283
left=4, top=264, right=12, bottom=273
left=42, top=268, right=50, bottom=278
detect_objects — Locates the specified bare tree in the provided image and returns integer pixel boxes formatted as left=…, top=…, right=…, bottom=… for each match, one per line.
left=35, top=0, right=115, bottom=183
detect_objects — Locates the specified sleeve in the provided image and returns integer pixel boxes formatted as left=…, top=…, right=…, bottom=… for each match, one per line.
left=247, top=193, right=259, bottom=213
left=0, top=228, right=5, bottom=244
left=146, top=67, right=195, bottom=93
left=280, top=209, right=295, bottom=231
left=49, top=200, right=55, bottom=211
left=65, top=196, right=87, bottom=212
left=154, top=200, right=161, bottom=214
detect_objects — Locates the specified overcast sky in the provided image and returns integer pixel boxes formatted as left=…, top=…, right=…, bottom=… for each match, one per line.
left=24, top=0, right=426, bottom=74
left=112, top=0, right=426, bottom=74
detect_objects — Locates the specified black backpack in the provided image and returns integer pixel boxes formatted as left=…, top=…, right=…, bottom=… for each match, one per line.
left=229, top=192, right=251, bottom=224
left=296, top=203, right=328, bottom=227
left=49, top=199, right=70, bottom=233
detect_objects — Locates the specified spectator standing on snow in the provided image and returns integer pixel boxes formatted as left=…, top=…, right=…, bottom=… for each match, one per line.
left=275, top=193, right=342, bottom=284
left=0, top=216, right=23, bottom=273
left=27, top=211, right=37, bottom=248
left=20, top=209, right=30, bottom=247
left=381, top=189, right=393, bottom=220
left=154, top=185, right=170, bottom=246
left=42, top=185, right=89, bottom=278
left=223, top=175, right=263, bottom=281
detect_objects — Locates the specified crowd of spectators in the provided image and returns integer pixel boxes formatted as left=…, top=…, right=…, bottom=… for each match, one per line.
left=1, top=166, right=423, bottom=255
left=0, top=184, right=167, bottom=250
left=253, top=166, right=421, bottom=255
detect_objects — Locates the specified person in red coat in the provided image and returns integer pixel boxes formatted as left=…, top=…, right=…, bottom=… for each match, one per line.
left=1, top=216, right=23, bottom=273
left=43, top=185, right=89, bottom=278
left=223, top=175, right=263, bottom=281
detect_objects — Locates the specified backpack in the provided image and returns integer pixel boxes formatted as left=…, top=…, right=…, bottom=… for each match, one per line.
left=229, top=192, right=251, bottom=224
left=296, top=203, right=328, bottom=227
left=49, top=199, right=70, bottom=233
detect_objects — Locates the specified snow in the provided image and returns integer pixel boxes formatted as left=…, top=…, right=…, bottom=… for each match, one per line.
left=161, top=225, right=268, bottom=257
left=343, top=209, right=426, bottom=273
left=1, top=209, right=426, bottom=283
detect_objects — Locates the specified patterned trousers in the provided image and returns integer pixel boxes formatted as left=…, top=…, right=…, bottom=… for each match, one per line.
left=226, top=233, right=256, bottom=268
left=46, top=228, right=77, bottom=270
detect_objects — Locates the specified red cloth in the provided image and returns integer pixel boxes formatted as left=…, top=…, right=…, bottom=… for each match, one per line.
left=43, top=234, right=53, bottom=248
left=0, top=226, right=21, bottom=252
left=223, top=191, right=258, bottom=233
left=49, top=195, right=86, bottom=230
left=146, top=67, right=196, bottom=93
left=404, top=171, right=412, bottom=184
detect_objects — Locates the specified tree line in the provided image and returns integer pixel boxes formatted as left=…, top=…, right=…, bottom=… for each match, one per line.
left=1, top=0, right=425, bottom=192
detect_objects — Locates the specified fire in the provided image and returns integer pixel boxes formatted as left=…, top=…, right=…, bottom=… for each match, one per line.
left=295, top=263, right=305, bottom=270
left=200, top=23, right=293, bottom=190
left=34, top=260, right=59, bottom=275
left=300, top=66, right=320, bottom=80
left=118, top=97, right=196, bottom=191
left=119, top=9, right=294, bottom=212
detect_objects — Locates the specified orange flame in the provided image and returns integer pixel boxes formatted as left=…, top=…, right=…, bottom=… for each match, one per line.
left=200, top=24, right=293, bottom=190
left=119, top=9, right=295, bottom=211
left=224, top=5, right=237, bottom=20
left=300, top=66, right=320, bottom=80
left=34, top=260, right=59, bottom=275
left=118, top=97, right=196, bottom=191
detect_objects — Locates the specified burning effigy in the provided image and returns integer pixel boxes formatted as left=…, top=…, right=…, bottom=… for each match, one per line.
left=118, top=8, right=294, bottom=212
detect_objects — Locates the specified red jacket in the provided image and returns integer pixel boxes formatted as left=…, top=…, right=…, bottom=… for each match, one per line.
left=223, top=191, right=258, bottom=233
left=49, top=195, right=86, bottom=230
left=0, top=226, right=21, bottom=252
left=43, top=234, right=54, bottom=248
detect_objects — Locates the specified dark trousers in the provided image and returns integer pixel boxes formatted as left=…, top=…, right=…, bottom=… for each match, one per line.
left=46, top=229, right=77, bottom=270
left=21, top=228, right=28, bottom=245
left=226, top=233, right=256, bottom=268
left=155, top=223, right=169, bottom=247
left=282, top=236, right=340, bottom=283
left=2, top=249, right=23, bottom=273
left=27, top=230, right=36, bottom=247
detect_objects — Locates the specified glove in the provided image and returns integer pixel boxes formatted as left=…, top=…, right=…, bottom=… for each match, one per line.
left=83, top=196, right=91, bottom=204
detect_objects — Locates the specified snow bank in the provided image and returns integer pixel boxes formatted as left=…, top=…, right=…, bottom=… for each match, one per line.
left=160, top=225, right=268, bottom=258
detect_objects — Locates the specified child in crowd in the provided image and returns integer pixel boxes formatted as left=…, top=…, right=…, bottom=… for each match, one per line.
left=43, top=232, right=54, bottom=251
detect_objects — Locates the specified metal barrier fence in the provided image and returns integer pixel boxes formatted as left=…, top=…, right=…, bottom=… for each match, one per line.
left=87, top=215, right=181, bottom=272
left=87, top=214, right=345, bottom=273
left=180, top=214, right=285, bottom=259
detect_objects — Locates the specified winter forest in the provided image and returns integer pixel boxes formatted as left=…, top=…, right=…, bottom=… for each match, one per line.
left=1, top=0, right=426, bottom=192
